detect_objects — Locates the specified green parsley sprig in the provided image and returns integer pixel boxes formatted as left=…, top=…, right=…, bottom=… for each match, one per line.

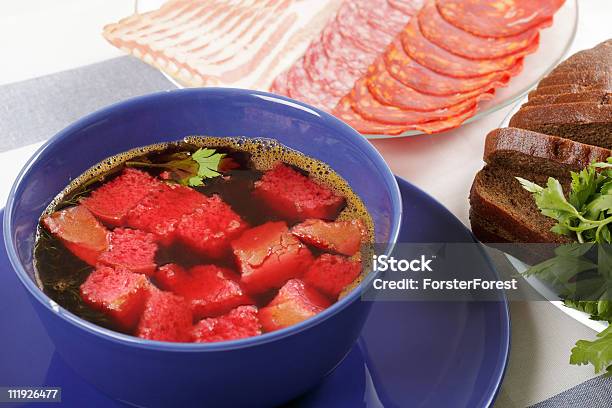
left=517, top=159, right=612, bottom=244
left=518, top=158, right=612, bottom=375
left=126, top=148, right=226, bottom=187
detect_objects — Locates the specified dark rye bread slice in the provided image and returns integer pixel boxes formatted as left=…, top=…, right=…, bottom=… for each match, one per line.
left=529, top=82, right=612, bottom=99
left=524, top=90, right=611, bottom=106
left=470, top=165, right=569, bottom=244
left=537, top=69, right=612, bottom=88
left=509, top=102, right=612, bottom=148
left=549, top=39, right=612, bottom=75
left=484, top=127, right=612, bottom=175
left=470, top=129, right=611, bottom=258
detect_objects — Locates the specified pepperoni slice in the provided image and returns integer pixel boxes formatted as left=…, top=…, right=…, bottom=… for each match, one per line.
left=401, top=17, right=536, bottom=78
left=410, top=104, right=479, bottom=134
left=436, top=0, right=565, bottom=38
left=350, top=78, right=477, bottom=125
left=384, top=39, right=520, bottom=95
left=367, top=58, right=495, bottom=111
left=333, top=94, right=479, bottom=135
left=332, top=97, right=407, bottom=136
left=419, top=0, right=541, bottom=60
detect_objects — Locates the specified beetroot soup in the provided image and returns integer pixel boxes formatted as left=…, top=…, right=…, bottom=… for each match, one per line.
left=34, top=137, right=373, bottom=343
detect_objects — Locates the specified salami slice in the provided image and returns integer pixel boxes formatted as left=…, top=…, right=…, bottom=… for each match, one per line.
left=316, top=19, right=373, bottom=93
left=350, top=78, right=477, bottom=125
left=332, top=97, right=407, bottom=135
left=384, top=39, right=520, bottom=95
left=388, top=0, right=423, bottom=16
left=270, top=71, right=290, bottom=96
left=401, top=17, right=536, bottom=78
left=303, top=36, right=344, bottom=97
left=358, top=0, right=412, bottom=37
left=335, top=1, right=393, bottom=53
left=367, top=58, right=495, bottom=111
left=287, top=63, right=337, bottom=111
left=419, top=0, right=541, bottom=60
left=436, top=0, right=565, bottom=38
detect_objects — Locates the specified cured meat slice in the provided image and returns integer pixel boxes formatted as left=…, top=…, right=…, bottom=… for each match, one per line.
left=287, top=62, right=338, bottom=111
left=350, top=78, right=477, bottom=125
left=278, top=0, right=419, bottom=110
left=388, top=0, right=423, bottom=15
left=357, top=0, right=413, bottom=37
left=436, top=0, right=565, bottom=38
left=419, top=0, right=542, bottom=60
left=332, top=95, right=478, bottom=135
left=411, top=105, right=479, bottom=133
left=306, top=24, right=359, bottom=97
left=367, top=58, right=495, bottom=111
left=269, top=70, right=289, bottom=95
left=103, top=0, right=344, bottom=89
left=335, top=1, right=392, bottom=53
left=384, top=39, right=520, bottom=95
left=332, top=97, right=407, bottom=135
left=401, top=17, right=537, bottom=78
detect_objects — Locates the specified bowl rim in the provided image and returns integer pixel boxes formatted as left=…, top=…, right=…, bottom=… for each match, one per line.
left=3, top=87, right=402, bottom=352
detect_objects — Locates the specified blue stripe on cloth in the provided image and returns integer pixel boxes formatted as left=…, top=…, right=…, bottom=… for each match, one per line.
left=530, top=375, right=612, bottom=407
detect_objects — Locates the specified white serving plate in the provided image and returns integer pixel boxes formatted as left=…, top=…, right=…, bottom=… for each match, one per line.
left=160, top=0, right=578, bottom=139
left=501, top=96, right=609, bottom=334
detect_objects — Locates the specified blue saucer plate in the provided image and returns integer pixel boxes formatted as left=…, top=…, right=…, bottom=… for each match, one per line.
left=0, top=176, right=509, bottom=407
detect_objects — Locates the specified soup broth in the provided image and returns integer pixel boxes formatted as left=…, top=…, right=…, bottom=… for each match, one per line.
left=34, top=137, right=373, bottom=342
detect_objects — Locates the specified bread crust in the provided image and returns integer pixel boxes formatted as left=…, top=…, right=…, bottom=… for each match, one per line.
left=524, top=90, right=611, bottom=106
left=538, top=69, right=612, bottom=88
left=484, top=128, right=611, bottom=172
left=510, top=102, right=612, bottom=128
left=469, top=168, right=569, bottom=243
left=550, top=39, right=612, bottom=75
left=529, top=83, right=612, bottom=98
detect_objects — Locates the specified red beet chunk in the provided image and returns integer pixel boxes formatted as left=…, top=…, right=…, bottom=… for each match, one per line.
left=291, top=219, right=366, bottom=256
left=254, top=163, right=345, bottom=221
left=176, top=195, right=248, bottom=259
left=192, top=306, right=261, bottom=343
left=155, top=264, right=252, bottom=319
left=81, top=169, right=161, bottom=226
left=126, top=183, right=208, bottom=245
left=231, top=222, right=314, bottom=294
left=136, top=288, right=192, bottom=342
left=259, top=279, right=330, bottom=332
left=304, top=254, right=362, bottom=299
left=42, top=205, right=110, bottom=266
left=98, top=228, right=158, bottom=275
left=80, top=266, right=149, bottom=331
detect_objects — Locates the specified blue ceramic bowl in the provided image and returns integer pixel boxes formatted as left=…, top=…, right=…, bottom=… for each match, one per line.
left=4, top=88, right=402, bottom=408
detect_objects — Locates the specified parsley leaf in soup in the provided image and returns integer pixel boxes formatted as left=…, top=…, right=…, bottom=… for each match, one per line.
left=126, top=148, right=226, bottom=187
left=192, top=148, right=225, bottom=181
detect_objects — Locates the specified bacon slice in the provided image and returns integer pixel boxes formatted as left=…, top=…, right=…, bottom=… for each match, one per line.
left=103, top=0, right=344, bottom=89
